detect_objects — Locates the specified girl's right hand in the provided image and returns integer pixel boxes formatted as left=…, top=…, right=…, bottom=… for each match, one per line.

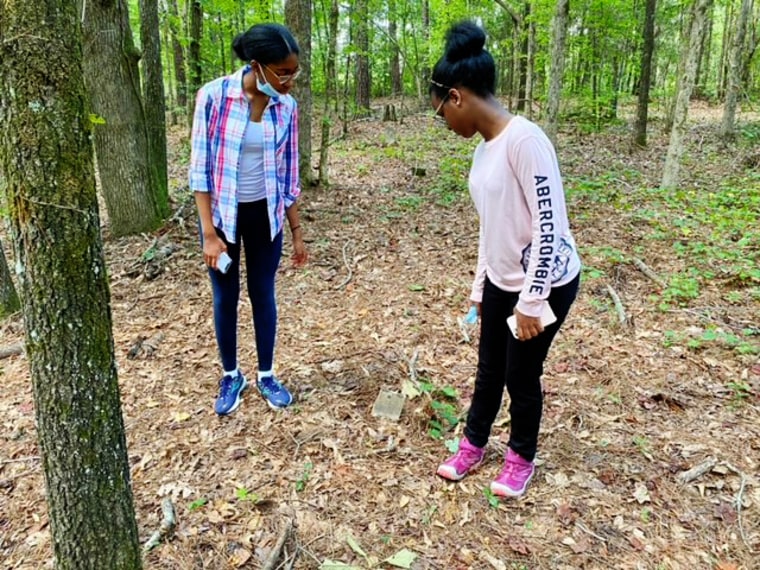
left=202, top=233, right=227, bottom=270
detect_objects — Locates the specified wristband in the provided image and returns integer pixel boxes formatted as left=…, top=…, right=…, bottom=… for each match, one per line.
left=291, top=225, right=301, bottom=233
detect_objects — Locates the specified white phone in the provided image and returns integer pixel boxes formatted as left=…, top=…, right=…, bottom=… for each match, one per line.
left=217, top=251, right=232, bottom=274
left=507, top=304, right=557, bottom=339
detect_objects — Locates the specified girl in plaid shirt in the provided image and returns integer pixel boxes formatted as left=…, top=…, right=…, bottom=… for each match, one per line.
left=190, top=23, right=307, bottom=415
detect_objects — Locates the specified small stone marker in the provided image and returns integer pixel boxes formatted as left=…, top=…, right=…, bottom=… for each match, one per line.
left=371, top=389, right=405, bottom=421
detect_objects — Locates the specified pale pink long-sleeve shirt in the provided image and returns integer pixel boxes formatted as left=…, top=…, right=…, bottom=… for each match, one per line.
left=469, top=116, right=581, bottom=317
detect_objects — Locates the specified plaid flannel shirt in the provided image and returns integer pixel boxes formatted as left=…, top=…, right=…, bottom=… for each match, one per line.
left=189, top=65, right=300, bottom=243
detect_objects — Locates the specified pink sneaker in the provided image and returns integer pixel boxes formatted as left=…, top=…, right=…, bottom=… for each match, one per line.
left=436, top=437, right=485, bottom=481
left=490, top=448, right=535, bottom=498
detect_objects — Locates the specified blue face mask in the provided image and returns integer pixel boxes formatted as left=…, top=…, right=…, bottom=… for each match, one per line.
left=255, top=65, right=280, bottom=98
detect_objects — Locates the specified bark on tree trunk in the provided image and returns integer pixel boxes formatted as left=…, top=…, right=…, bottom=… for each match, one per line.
left=0, top=237, right=20, bottom=318
left=167, top=0, right=188, bottom=110
left=81, top=0, right=168, bottom=236
left=285, top=0, right=313, bottom=187
left=0, top=1, right=142, bottom=568
left=139, top=0, right=169, bottom=197
left=662, top=0, right=714, bottom=189
left=389, top=0, right=402, bottom=96
left=634, top=0, right=657, bottom=148
left=355, top=0, right=371, bottom=113
left=721, top=0, right=753, bottom=140
left=187, top=0, right=203, bottom=121
left=319, top=0, right=339, bottom=187
left=545, top=0, right=569, bottom=146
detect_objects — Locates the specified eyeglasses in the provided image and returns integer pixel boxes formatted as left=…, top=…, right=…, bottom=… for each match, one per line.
left=261, top=62, right=302, bottom=85
left=432, top=94, right=449, bottom=125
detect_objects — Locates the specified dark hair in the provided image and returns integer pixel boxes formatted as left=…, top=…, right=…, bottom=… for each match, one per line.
left=430, top=21, right=495, bottom=99
left=232, top=23, right=299, bottom=64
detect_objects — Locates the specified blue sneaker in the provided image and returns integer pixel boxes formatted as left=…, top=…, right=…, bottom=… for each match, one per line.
left=256, top=375, right=293, bottom=409
left=214, top=372, right=248, bottom=416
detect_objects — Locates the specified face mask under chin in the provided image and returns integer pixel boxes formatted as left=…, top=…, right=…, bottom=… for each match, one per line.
left=255, top=66, right=280, bottom=98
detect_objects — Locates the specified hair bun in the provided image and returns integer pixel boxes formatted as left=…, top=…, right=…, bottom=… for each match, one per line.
left=232, top=33, right=247, bottom=61
left=444, top=21, right=486, bottom=62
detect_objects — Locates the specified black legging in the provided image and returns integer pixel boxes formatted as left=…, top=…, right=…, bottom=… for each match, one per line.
left=464, top=273, right=580, bottom=461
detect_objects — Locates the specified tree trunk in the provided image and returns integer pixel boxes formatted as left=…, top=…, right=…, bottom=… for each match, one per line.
left=516, top=2, right=530, bottom=112
left=355, top=0, right=371, bottom=113
left=634, top=0, right=657, bottom=148
left=389, top=0, right=402, bottom=96
left=545, top=0, right=569, bottom=146
left=139, top=0, right=169, bottom=198
left=662, top=0, right=714, bottom=189
left=167, top=0, right=188, bottom=110
left=319, top=0, right=339, bottom=186
left=721, top=0, right=753, bottom=140
left=525, top=17, right=536, bottom=119
left=0, top=237, right=20, bottom=318
left=285, top=0, right=313, bottom=187
left=187, top=0, right=203, bottom=121
left=0, top=1, right=142, bottom=568
left=81, top=0, right=167, bottom=236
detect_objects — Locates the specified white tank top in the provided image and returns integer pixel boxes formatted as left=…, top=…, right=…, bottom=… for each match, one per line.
left=237, top=120, right=267, bottom=203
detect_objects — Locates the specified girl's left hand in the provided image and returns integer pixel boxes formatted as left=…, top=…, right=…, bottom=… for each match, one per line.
left=291, top=230, right=308, bottom=267
left=513, top=308, right=543, bottom=341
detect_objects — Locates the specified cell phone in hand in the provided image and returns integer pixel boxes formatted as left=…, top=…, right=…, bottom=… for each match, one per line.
left=217, top=251, right=232, bottom=274
left=507, top=304, right=557, bottom=339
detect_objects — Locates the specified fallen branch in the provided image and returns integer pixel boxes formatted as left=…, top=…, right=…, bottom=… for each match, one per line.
left=605, top=284, right=627, bottom=327
left=408, top=348, right=419, bottom=384
left=631, top=258, right=666, bottom=289
left=143, top=498, right=176, bottom=552
left=1, top=455, right=40, bottom=465
left=0, top=343, right=23, bottom=359
left=677, top=457, right=717, bottom=484
left=262, top=519, right=293, bottom=570
left=575, top=520, right=607, bottom=543
left=724, top=462, right=750, bottom=550
left=333, top=241, right=353, bottom=290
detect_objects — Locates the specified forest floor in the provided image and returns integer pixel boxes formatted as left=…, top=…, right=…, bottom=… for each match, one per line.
left=1, top=99, right=760, bottom=570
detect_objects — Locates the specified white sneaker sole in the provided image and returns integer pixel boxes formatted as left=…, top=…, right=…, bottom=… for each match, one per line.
left=490, top=470, right=534, bottom=498
left=436, top=458, right=483, bottom=481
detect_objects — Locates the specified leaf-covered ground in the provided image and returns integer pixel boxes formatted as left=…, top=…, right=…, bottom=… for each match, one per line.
left=2, top=101, right=759, bottom=570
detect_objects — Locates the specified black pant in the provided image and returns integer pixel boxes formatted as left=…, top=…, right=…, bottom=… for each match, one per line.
left=464, top=273, right=580, bottom=461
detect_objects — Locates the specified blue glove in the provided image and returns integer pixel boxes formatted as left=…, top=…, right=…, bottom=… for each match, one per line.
left=464, top=305, right=478, bottom=324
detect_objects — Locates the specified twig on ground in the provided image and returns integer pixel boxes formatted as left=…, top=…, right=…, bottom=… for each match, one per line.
left=724, top=462, right=751, bottom=550
left=575, top=520, right=608, bottom=542
left=0, top=470, right=35, bottom=489
left=677, top=457, right=717, bottom=484
left=0, top=344, right=23, bottom=359
left=631, top=257, right=666, bottom=289
left=143, top=498, right=177, bottom=552
left=1, top=456, right=40, bottom=465
left=408, top=348, right=419, bottom=384
left=262, top=519, right=293, bottom=570
left=605, top=284, right=627, bottom=327
left=334, top=241, right=353, bottom=290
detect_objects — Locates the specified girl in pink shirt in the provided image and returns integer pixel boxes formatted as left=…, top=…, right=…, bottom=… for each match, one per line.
left=432, top=21, right=581, bottom=498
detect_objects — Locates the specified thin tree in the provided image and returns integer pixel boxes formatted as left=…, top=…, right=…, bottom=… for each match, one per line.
left=319, top=0, right=339, bottom=186
left=545, top=0, right=570, bottom=146
left=389, top=0, right=402, bottom=96
left=140, top=0, right=169, bottom=195
left=0, top=237, right=20, bottom=318
left=166, top=0, right=188, bottom=110
left=0, top=0, right=142, bottom=568
left=355, top=0, right=371, bottom=113
left=721, top=0, right=754, bottom=140
left=81, top=0, right=168, bottom=236
left=662, top=0, right=714, bottom=189
left=187, top=0, right=203, bottom=120
left=633, top=0, right=657, bottom=148
left=286, top=0, right=314, bottom=186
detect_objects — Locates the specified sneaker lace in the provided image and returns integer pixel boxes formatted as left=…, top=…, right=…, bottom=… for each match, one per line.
left=218, top=376, right=233, bottom=399
left=259, top=375, right=278, bottom=395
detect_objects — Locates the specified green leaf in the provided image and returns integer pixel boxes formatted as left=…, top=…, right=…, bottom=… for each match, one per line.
left=385, top=549, right=418, bottom=569
left=439, top=385, right=458, bottom=399
left=345, top=535, right=367, bottom=558
left=187, top=498, right=207, bottom=511
left=319, top=561, right=361, bottom=570
left=401, top=380, right=421, bottom=399
left=444, top=437, right=459, bottom=453
left=89, top=113, right=106, bottom=125
left=408, top=284, right=425, bottom=292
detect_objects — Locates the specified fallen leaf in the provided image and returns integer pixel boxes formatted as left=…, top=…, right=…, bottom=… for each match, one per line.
left=507, top=536, right=531, bottom=555
left=174, top=411, right=190, bottom=422
left=715, top=562, right=740, bottom=570
left=230, top=448, right=248, bottom=460
left=633, top=483, right=651, bottom=504
left=346, top=534, right=367, bottom=559
left=556, top=502, right=576, bottom=526
left=228, top=547, right=251, bottom=568
left=385, top=548, right=418, bottom=569
left=319, top=561, right=361, bottom=570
